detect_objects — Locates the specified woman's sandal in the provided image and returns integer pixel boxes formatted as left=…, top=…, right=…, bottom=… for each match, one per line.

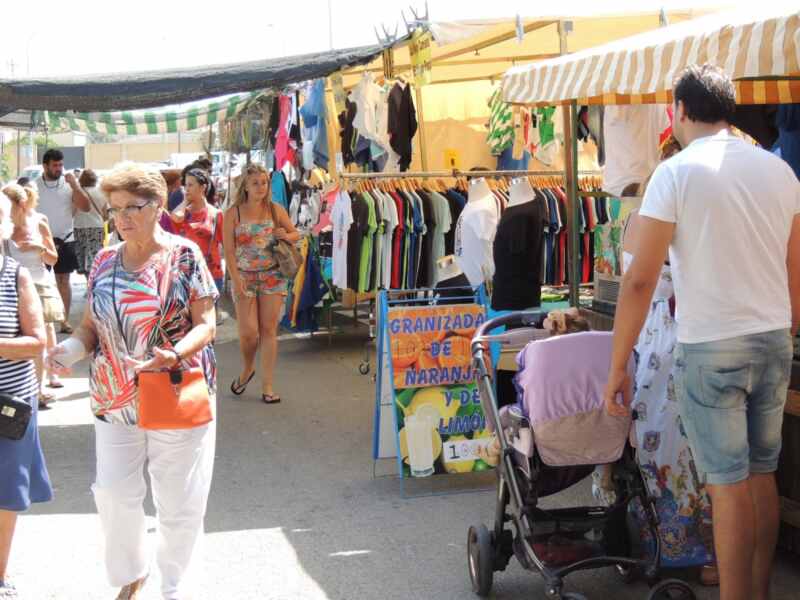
left=115, top=573, right=148, bottom=600
left=230, top=371, right=255, bottom=396
left=262, top=393, right=281, bottom=404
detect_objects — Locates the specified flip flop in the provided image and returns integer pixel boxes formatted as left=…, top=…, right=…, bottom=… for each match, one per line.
left=60, top=322, right=74, bottom=334
left=46, top=379, right=65, bottom=389
left=39, top=391, right=56, bottom=409
left=230, top=371, right=255, bottom=396
left=261, top=393, right=281, bottom=404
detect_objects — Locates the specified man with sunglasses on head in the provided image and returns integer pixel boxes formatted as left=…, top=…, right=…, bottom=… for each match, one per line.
left=34, top=149, right=90, bottom=334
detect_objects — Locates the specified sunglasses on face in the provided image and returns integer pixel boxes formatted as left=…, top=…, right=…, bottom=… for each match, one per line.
left=108, top=200, right=154, bottom=220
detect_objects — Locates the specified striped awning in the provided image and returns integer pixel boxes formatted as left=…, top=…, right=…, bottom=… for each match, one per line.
left=46, top=91, right=263, bottom=135
left=502, top=6, right=800, bottom=106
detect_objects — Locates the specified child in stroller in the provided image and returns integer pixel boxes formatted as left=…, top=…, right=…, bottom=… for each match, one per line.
left=467, top=310, right=696, bottom=600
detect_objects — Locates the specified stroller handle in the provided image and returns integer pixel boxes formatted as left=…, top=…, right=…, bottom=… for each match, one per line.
left=471, top=310, right=547, bottom=353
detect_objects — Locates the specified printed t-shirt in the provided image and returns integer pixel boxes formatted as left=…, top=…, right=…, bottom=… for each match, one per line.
left=454, top=195, right=499, bottom=287
left=331, top=190, right=353, bottom=289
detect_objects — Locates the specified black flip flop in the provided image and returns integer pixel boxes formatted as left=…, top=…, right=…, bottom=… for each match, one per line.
left=230, top=371, right=255, bottom=396
left=261, top=393, right=281, bottom=404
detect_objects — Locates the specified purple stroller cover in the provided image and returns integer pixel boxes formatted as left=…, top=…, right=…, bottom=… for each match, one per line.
left=514, top=331, right=633, bottom=467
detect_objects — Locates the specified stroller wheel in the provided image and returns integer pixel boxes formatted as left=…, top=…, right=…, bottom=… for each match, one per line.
left=467, top=524, right=494, bottom=597
left=646, top=579, right=697, bottom=600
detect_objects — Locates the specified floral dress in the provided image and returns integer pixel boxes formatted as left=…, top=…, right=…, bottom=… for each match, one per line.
left=623, top=252, right=714, bottom=568
left=234, top=206, right=289, bottom=296
left=87, top=235, right=219, bottom=425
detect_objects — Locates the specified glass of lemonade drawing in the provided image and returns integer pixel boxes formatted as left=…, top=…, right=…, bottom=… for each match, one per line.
left=406, top=413, right=435, bottom=477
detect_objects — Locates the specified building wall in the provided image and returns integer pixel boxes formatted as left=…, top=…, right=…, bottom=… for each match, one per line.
left=85, top=140, right=204, bottom=170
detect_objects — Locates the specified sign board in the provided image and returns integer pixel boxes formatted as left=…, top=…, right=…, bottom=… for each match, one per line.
left=374, top=293, right=494, bottom=480
left=408, top=30, right=432, bottom=87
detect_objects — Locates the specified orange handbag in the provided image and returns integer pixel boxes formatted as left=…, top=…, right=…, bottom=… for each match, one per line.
left=136, top=368, right=212, bottom=430
left=112, top=246, right=213, bottom=430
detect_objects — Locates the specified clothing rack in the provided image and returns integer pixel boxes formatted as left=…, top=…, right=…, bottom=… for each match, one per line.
left=340, top=169, right=603, bottom=179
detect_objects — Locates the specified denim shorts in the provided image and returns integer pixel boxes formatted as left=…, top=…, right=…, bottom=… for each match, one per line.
left=674, top=329, right=793, bottom=486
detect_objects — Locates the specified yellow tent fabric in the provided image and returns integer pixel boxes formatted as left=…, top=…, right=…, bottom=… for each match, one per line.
left=502, top=6, right=800, bottom=106
left=335, top=10, right=714, bottom=171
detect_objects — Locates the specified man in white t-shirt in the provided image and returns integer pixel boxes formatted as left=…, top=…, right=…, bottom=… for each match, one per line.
left=34, top=148, right=90, bottom=333
left=604, top=65, right=800, bottom=600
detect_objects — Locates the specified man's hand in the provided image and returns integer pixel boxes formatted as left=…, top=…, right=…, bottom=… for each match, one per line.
left=604, top=367, right=633, bottom=417
left=64, top=172, right=78, bottom=188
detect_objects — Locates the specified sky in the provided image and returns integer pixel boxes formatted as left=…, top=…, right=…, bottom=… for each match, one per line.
left=0, top=0, right=753, bottom=79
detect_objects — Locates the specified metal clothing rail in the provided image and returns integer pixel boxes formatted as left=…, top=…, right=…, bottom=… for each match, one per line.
left=339, top=169, right=603, bottom=179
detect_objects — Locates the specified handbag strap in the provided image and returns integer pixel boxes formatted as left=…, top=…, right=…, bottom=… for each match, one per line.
left=111, top=241, right=177, bottom=357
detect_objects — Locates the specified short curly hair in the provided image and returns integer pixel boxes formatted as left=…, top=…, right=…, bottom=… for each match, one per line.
left=673, top=64, right=736, bottom=124
left=100, top=163, right=167, bottom=208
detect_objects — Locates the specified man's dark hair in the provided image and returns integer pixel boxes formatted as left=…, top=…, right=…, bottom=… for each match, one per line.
left=673, top=64, right=736, bottom=124
left=42, top=148, right=64, bottom=164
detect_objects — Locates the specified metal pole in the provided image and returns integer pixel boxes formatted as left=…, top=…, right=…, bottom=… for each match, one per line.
left=563, top=101, right=581, bottom=308
left=413, top=84, right=429, bottom=171
left=15, top=130, right=20, bottom=178
left=328, top=0, right=334, bottom=51
left=557, top=20, right=581, bottom=308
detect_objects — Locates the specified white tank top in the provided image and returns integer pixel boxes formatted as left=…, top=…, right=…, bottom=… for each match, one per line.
left=6, top=222, right=53, bottom=286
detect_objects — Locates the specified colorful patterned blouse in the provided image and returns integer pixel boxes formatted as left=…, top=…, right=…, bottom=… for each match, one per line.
left=88, top=235, right=218, bottom=425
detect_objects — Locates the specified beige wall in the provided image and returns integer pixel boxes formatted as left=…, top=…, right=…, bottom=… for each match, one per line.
left=85, top=140, right=204, bottom=170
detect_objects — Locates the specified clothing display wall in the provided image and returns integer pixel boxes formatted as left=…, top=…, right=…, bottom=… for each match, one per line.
left=338, top=73, right=419, bottom=173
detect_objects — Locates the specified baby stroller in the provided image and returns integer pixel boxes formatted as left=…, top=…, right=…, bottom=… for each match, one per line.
left=467, top=312, right=696, bottom=600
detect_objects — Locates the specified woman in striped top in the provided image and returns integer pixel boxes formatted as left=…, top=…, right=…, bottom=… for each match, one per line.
left=0, top=191, right=53, bottom=599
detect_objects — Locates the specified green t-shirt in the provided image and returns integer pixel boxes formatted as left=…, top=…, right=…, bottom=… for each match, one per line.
left=358, top=192, right=378, bottom=293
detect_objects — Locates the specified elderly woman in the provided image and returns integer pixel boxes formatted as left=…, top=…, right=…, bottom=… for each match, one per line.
left=0, top=190, right=52, bottom=599
left=3, top=184, right=64, bottom=406
left=49, top=164, right=217, bottom=599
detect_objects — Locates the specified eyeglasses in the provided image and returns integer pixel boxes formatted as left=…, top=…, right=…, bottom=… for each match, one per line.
left=108, top=201, right=153, bottom=219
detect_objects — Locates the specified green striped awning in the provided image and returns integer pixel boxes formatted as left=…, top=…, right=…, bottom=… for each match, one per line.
left=47, top=91, right=263, bottom=135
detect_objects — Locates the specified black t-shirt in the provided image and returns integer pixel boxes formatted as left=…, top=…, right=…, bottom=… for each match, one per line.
left=491, top=196, right=547, bottom=310
left=347, top=193, right=369, bottom=290
left=416, top=190, right=437, bottom=288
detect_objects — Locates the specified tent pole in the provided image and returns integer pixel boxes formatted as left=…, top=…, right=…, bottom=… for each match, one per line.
left=563, top=100, right=580, bottom=308
left=414, top=84, right=429, bottom=171
left=557, top=19, right=580, bottom=308
left=16, top=130, right=20, bottom=178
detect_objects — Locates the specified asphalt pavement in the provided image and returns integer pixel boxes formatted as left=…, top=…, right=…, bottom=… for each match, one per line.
left=9, top=282, right=800, bottom=599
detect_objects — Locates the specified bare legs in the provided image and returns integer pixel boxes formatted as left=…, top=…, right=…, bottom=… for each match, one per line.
left=234, top=292, right=283, bottom=396
left=706, top=472, right=780, bottom=600
left=257, top=294, right=283, bottom=396
left=234, top=295, right=259, bottom=385
left=55, top=273, right=71, bottom=328
left=0, top=510, right=18, bottom=583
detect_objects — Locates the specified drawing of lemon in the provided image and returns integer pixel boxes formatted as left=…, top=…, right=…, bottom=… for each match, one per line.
left=406, top=387, right=460, bottom=421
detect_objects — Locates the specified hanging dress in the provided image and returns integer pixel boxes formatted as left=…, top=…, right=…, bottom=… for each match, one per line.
left=623, top=251, right=714, bottom=568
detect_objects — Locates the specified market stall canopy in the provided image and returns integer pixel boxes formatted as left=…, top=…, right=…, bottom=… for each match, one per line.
left=501, top=5, right=800, bottom=106
left=0, top=43, right=390, bottom=113
left=340, top=9, right=717, bottom=88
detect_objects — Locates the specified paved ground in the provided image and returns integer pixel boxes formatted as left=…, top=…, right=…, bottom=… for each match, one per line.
left=8, top=282, right=800, bottom=599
